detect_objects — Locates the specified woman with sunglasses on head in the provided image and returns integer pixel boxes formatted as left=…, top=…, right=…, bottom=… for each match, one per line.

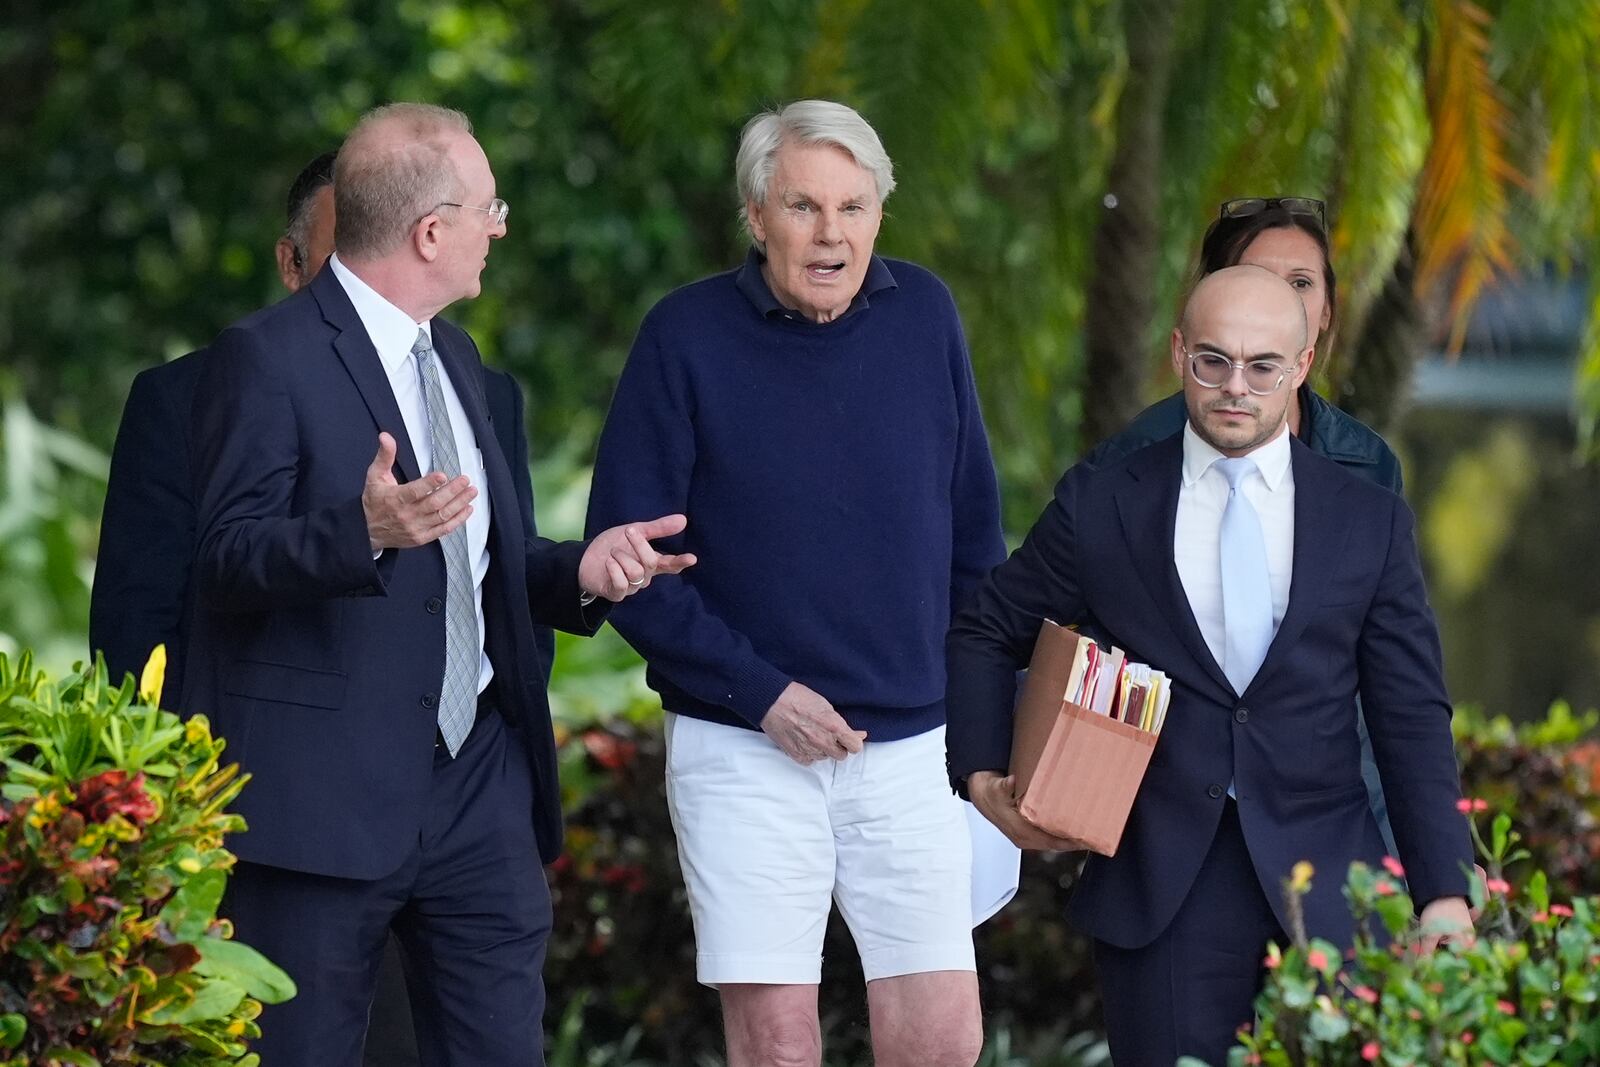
left=1084, top=195, right=1401, bottom=858
left=1086, top=196, right=1401, bottom=493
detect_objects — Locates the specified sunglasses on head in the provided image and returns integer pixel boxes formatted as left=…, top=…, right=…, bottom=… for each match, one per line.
left=1220, top=197, right=1327, bottom=229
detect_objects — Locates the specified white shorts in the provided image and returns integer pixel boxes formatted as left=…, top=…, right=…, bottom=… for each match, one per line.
left=664, top=713, right=975, bottom=986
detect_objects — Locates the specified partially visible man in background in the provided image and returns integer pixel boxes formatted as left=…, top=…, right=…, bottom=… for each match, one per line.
left=91, top=150, right=338, bottom=689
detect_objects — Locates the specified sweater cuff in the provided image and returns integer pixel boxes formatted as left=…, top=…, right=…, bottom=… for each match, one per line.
left=726, top=656, right=793, bottom=727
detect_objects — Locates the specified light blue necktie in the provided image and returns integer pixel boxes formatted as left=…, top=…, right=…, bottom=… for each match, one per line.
left=1215, top=456, right=1275, bottom=696
left=413, top=329, right=478, bottom=756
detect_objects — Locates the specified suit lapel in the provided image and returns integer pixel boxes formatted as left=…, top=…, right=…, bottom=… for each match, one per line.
left=312, top=270, right=423, bottom=483
left=1244, top=438, right=1354, bottom=696
left=1114, top=437, right=1235, bottom=700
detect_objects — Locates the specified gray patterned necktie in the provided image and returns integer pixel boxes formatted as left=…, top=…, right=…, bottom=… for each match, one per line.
left=413, top=328, right=477, bottom=755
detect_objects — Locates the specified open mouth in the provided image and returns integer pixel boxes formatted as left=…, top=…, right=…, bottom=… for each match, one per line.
left=806, top=261, right=846, bottom=279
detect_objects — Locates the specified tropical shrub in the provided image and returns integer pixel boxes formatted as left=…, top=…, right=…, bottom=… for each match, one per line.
left=1230, top=808, right=1600, bottom=1067
left=0, top=649, right=293, bottom=1066
left=1455, top=701, right=1600, bottom=897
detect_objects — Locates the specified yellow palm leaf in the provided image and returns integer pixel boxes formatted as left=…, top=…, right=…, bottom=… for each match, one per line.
left=1413, top=0, right=1524, bottom=353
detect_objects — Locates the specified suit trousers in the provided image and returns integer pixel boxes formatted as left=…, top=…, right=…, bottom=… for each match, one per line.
left=1092, top=801, right=1285, bottom=1067
left=224, top=706, right=551, bottom=1067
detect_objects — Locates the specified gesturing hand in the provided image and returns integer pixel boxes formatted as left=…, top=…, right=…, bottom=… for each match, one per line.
left=579, top=514, right=697, bottom=602
left=362, top=433, right=478, bottom=552
left=760, top=682, right=867, bottom=766
left=966, top=770, right=1088, bottom=852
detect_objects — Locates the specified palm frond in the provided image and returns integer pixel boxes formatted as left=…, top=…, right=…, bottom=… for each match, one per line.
left=1413, top=0, right=1523, bottom=353
left=1327, top=1, right=1429, bottom=348
left=1491, top=0, right=1600, bottom=266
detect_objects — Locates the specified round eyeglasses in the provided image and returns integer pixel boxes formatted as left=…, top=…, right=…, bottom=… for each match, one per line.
left=435, top=198, right=510, bottom=227
left=1183, top=346, right=1297, bottom=396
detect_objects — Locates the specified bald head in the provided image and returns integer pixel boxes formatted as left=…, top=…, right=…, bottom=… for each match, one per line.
left=334, top=103, right=473, bottom=261
left=1180, top=265, right=1308, bottom=354
left=1172, top=264, right=1314, bottom=457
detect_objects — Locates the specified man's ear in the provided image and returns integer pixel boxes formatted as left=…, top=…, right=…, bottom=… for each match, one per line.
left=274, top=237, right=301, bottom=292
left=745, top=200, right=767, bottom=246
left=1169, top=327, right=1187, bottom=381
left=414, top=216, right=442, bottom=263
left=1292, top=344, right=1317, bottom=389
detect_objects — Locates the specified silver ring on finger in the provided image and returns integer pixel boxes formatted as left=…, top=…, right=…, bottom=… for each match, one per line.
left=628, top=577, right=645, bottom=587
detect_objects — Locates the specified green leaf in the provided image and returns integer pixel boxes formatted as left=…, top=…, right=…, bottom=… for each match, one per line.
left=1491, top=812, right=1512, bottom=859
left=1308, top=1008, right=1351, bottom=1042
left=0, top=1015, right=24, bottom=1049
left=157, top=866, right=227, bottom=942
left=39, top=1050, right=99, bottom=1067
left=142, top=977, right=246, bottom=1025
left=194, top=936, right=298, bottom=1004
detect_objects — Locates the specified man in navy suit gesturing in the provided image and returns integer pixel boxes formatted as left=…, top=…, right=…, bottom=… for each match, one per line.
left=185, top=103, right=692, bottom=1066
left=946, top=266, right=1473, bottom=1066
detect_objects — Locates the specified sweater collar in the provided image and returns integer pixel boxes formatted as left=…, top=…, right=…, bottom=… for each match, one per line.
left=734, top=246, right=898, bottom=322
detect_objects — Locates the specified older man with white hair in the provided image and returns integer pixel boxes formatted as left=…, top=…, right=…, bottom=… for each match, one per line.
left=586, top=100, right=1003, bottom=1067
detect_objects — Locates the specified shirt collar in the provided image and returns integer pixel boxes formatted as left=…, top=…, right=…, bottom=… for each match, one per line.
left=733, top=246, right=898, bottom=322
left=329, top=253, right=432, bottom=375
left=1181, top=420, right=1293, bottom=491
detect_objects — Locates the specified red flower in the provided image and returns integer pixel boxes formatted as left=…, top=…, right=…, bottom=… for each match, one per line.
left=1484, top=878, right=1512, bottom=896
left=1353, top=984, right=1378, bottom=1004
left=71, top=770, right=157, bottom=826
left=1362, top=1041, right=1381, bottom=1061
left=1532, top=911, right=1549, bottom=923
left=1461, top=1032, right=1474, bottom=1045
left=1497, top=999, right=1516, bottom=1015
left=1381, top=856, right=1406, bottom=878
left=582, top=730, right=638, bottom=772
left=1550, top=904, right=1574, bottom=918
left=1262, top=953, right=1280, bottom=970
left=1307, top=949, right=1330, bottom=970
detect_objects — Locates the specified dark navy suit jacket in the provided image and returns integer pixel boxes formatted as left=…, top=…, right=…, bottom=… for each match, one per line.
left=182, top=268, right=595, bottom=878
left=946, top=432, right=1472, bottom=950
left=92, top=341, right=553, bottom=706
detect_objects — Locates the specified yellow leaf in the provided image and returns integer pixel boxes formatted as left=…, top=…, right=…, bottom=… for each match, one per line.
left=140, top=644, right=168, bottom=708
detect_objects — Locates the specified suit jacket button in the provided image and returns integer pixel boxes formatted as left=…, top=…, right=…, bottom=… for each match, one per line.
left=1235, top=707, right=1249, bottom=723
left=425, top=596, right=443, bottom=614
left=421, top=693, right=437, bottom=710
left=1207, top=784, right=1224, bottom=799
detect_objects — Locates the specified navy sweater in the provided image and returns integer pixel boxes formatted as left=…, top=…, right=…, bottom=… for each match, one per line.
left=586, top=252, right=1006, bottom=741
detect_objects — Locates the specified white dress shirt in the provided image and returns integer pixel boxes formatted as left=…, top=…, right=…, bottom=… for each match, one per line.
left=1174, top=421, right=1295, bottom=682
left=329, top=254, right=494, bottom=695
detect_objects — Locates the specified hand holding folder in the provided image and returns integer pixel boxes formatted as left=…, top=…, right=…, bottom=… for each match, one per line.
left=966, top=769, right=1092, bottom=853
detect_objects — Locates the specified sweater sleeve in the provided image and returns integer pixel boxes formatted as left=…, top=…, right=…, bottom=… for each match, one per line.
left=585, top=317, right=791, bottom=726
left=946, top=307, right=1006, bottom=614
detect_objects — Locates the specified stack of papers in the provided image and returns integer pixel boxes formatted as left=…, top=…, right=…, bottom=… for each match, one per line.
left=1061, top=635, right=1171, bottom=735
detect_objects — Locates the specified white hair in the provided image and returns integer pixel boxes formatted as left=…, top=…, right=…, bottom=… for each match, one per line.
left=735, top=100, right=896, bottom=252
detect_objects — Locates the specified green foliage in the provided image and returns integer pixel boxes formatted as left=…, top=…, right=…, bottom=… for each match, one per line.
left=1232, top=813, right=1600, bottom=1067
left=0, top=649, right=292, bottom=1065
left=0, top=391, right=106, bottom=675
